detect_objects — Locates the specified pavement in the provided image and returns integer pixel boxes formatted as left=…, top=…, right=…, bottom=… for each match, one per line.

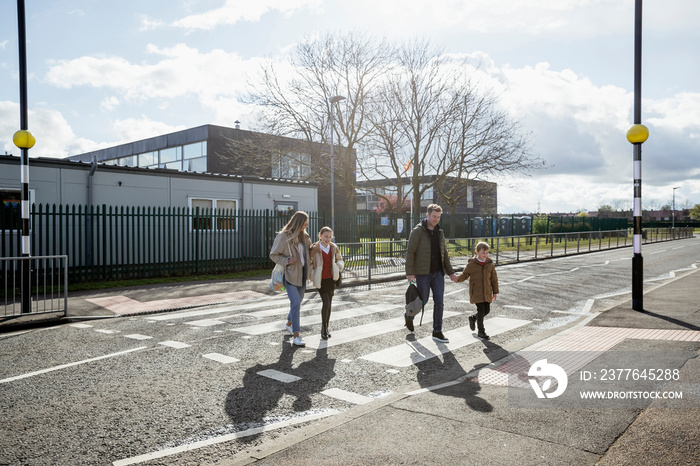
left=2, top=267, right=699, bottom=465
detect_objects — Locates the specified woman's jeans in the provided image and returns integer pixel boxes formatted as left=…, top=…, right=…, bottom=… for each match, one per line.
left=284, top=266, right=306, bottom=333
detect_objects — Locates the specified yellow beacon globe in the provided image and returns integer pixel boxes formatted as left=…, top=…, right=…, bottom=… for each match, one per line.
left=13, top=130, right=36, bottom=149
left=626, top=124, right=649, bottom=144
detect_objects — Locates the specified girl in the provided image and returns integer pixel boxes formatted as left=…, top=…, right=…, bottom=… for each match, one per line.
left=270, top=211, right=312, bottom=347
left=310, top=226, right=344, bottom=340
left=457, top=241, right=499, bottom=340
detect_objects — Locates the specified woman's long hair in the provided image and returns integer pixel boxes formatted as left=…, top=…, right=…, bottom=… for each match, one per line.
left=280, top=211, right=309, bottom=243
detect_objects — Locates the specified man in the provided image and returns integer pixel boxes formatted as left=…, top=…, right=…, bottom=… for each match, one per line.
left=405, top=204, right=458, bottom=343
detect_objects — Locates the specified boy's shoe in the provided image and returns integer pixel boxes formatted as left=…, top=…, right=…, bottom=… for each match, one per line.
left=477, top=332, right=490, bottom=340
left=293, top=336, right=306, bottom=347
left=405, top=314, right=414, bottom=332
left=468, top=315, right=476, bottom=331
left=432, top=331, right=449, bottom=343
left=285, top=323, right=294, bottom=335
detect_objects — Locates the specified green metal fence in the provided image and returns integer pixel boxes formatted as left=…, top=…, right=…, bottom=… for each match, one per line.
left=0, top=204, right=634, bottom=284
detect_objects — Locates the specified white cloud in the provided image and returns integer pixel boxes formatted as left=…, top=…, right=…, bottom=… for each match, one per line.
left=171, top=0, right=324, bottom=30
left=112, top=116, right=186, bottom=142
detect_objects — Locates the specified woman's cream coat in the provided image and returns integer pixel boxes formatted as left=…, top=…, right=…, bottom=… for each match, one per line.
left=309, top=241, right=344, bottom=289
left=269, top=230, right=312, bottom=287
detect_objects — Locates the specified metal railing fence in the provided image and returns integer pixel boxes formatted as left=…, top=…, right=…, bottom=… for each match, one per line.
left=1, top=255, right=68, bottom=318
left=338, top=228, right=695, bottom=281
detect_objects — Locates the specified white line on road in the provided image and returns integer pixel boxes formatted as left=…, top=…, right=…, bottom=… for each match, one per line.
left=124, top=334, right=153, bottom=340
left=321, top=388, right=373, bottom=405
left=257, top=369, right=301, bottom=383
left=112, top=409, right=341, bottom=466
left=203, top=353, right=239, bottom=364
left=503, top=305, right=534, bottom=310
left=305, top=311, right=459, bottom=349
left=145, top=299, right=292, bottom=321
left=0, top=347, right=147, bottom=384
left=159, top=341, right=191, bottom=349
left=360, top=317, right=531, bottom=367
left=231, top=304, right=401, bottom=335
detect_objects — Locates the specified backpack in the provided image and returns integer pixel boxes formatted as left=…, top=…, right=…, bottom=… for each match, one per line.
left=405, top=283, right=425, bottom=326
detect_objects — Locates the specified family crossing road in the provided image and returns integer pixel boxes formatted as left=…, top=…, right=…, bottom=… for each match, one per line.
left=1, top=237, right=699, bottom=465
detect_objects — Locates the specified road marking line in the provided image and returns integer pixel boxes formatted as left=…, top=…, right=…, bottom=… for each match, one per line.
left=257, top=369, right=301, bottom=383
left=69, top=323, right=93, bottom=328
left=503, top=305, right=534, bottom=310
left=0, top=347, right=147, bottom=384
left=145, top=298, right=292, bottom=321
left=203, top=353, right=239, bottom=364
left=112, top=409, right=341, bottom=466
left=185, top=319, right=227, bottom=327
left=360, top=317, right=531, bottom=367
left=305, top=311, right=459, bottom=349
left=321, top=388, right=373, bottom=405
left=124, top=334, right=153, bottom=340
left=159, top=341, right=190, bottom=349
left=94, top=329, right=120, bottom=334
left=231, top=304, right=400, bottom=335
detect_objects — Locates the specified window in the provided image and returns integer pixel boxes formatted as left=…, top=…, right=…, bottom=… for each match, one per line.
left=271, top=152, right=311, bottom=180
left=139, top=151, right=157, bottom=167
left=1, top=188, right=35, bottom=231
left=189, top=197, right=238, bottom=231
left=118, top=156, right=137, bottom=167
left=274, top=201, right=297, bottom=218
left=160, top=147, right=181, bottom=164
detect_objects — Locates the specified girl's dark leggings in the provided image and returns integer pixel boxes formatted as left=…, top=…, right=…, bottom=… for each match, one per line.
left=475, top=302, right=491, bottom=332
left=321, top=293, right=333, bottom=329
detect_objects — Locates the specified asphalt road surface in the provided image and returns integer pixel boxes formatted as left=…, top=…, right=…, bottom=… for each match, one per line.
left=1, top=238, right=698, bottom=465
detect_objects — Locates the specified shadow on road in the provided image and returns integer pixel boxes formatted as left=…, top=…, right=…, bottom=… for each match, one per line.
left=224, top=341, right=336, bottom=442
left=408, top=334, right=496, bottom=413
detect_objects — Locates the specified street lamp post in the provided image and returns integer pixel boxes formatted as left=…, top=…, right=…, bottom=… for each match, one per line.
left=626, top=0, right=648, bottom=312
left=329, top=95, right=345, bottom=236
left=672, top=187, right=680, bottom=229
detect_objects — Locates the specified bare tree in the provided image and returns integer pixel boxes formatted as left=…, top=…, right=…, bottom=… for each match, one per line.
left=241, top=31, right=393, bottom=212
left=358, top=41, right=539, bottom=222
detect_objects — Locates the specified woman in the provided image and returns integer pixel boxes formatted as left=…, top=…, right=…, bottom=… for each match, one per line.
left=270, top=211, right=312, bottom=347
left=310, top=226, right=344, bottom=340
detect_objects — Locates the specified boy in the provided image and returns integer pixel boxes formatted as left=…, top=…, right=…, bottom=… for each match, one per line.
left=457, top=242, right=499, bottom=340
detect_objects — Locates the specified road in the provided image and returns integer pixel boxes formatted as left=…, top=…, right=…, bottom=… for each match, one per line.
left=1, top=237, right=698, bottom=465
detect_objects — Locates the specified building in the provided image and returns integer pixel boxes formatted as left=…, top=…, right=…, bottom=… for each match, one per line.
left=1, top=153, right=317, bottom=214
left=65, top=124, right=355, bottom=214
left=356, top=175, right=497, bottom=215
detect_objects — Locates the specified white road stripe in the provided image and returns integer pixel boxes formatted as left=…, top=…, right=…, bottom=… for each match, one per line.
left=231, top=304, right=401, bottom=335
left=95, top=329, right=120, bottom=334
left=145, top=299, right=292, bottom=321
left=159, top=341, right=190, bottom=349
left=321, top=388, right=373, bottom=405
left=360, top=317, right=531, bottom=367
left=503, top=305, right=533, bottom=310
left=125, top=334, right=153, bottom=340
left=185, top=319, right=227, bottom=327
left=112, top=409, right=341, bottom=466
left=203, top=353, right=239, bottom=364
left=257, top=369, right=301, bottom=383
left=69, top=323, right=93, bottom=328
left=305, top=311, right=459, bottom=349
left=0, top=347, right=147, bottom=384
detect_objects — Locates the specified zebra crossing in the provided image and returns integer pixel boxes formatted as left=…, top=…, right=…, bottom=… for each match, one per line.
left=66, top=293, right=531, bottom=408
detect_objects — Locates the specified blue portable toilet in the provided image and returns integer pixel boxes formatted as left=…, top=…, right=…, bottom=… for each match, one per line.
left=498, top=217, right=511, bottom=236
left=471, top=217, right=484, bottom=237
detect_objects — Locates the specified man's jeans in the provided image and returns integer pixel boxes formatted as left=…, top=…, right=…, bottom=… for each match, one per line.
left=409, top=271, right=445, bottom=333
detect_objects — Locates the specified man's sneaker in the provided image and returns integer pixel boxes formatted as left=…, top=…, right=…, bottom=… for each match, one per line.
left=432, top=331, right=449, bottom=343
left=293, top=336, right=306, bottom=347
left=477, top=332, right=490, bottom=340
left=285, top=323, right=294, bottom=335
left=468, top=315, right=476, bottom=331
left=405, top=314, right=414, bottom=332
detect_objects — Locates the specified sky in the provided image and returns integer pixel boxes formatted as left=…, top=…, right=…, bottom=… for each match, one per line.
left=1, top=0, right=699, bottom=214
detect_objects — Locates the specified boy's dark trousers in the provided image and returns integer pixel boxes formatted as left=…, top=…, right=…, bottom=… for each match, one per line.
left=474, top=302, right=491, bottom=333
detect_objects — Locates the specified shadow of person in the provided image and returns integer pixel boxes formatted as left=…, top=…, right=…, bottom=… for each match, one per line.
left=408, top=335, right=493, bottom=413
left=224, top=343, right=336, bottom=443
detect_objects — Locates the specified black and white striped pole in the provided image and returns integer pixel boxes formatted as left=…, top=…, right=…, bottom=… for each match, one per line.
left=626, top=0, right=648, bottom=312
left=13, top=0, right=35, bottom=314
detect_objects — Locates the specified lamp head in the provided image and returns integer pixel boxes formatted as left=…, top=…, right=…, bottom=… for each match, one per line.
left=330, top=95, right=346, bottom=104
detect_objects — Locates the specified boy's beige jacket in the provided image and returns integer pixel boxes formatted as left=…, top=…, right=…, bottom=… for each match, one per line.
left=309, top=241, right=344, bottom=289
left=270, top=230, right=312, bottom=287
left=457, top=257, right=499, bottom=303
